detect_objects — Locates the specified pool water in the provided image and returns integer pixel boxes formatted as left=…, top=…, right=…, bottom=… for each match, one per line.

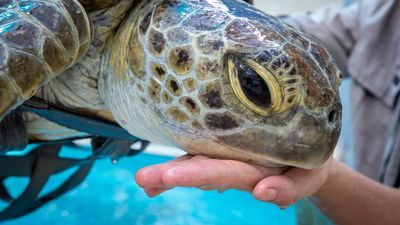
left=1, top=147, right=297, bottom=225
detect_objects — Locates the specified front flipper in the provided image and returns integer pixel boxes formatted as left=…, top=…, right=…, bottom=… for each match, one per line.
left=0, top=0, right=91, bottom=121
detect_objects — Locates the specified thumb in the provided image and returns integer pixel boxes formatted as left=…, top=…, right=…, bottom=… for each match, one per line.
left=252, top=166, right=329, bottom=208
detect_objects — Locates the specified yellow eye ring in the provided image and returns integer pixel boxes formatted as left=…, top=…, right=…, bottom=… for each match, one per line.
left=228, top=57, right=282, bottom=116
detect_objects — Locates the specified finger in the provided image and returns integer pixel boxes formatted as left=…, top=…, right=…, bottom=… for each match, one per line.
left=135, top=154, right=192, bottom=188
left=162, top=159, right=285, bottom=192
left=252, top=175, right=297, bottom=207
left=252, top=168, right=327, bottom=207
left=143, top=187, right=173, bottom=197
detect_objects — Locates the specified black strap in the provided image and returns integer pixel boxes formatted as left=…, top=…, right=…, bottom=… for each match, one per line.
left=0, top=178, right=12, bottom=202
left=0, top=110, right=28, bottom=154
left=0, top=97, right=150, bottom=221
left=0, top=137, right=148, bottom=222
left=19, top=97, right=139, bottom=142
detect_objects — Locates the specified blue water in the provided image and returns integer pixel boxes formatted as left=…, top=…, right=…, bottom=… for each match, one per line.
left=1, top=147, right=296, bottom=225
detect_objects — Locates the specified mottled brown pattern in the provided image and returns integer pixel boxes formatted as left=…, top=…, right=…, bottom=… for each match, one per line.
left=167, top=107, right=190, bottom=123
left=148, top=29, right=166, bottom=56
left=310, top=43, right=339, bottom=86
left=191, top=120, right=203, bottom=129
left=283, top=44, right=333, bottom=108
left=148, top=78, right=161, bottom=103
left=151, top=62, right=167, bottom=80
left=179, top=97, right=200, bottom=115
left=197, top=32, right=224, bottom=54
left=205, top=113, right=241, bottom=130
left=162, top=91, right=173, bottom=104
left=199, top=81, right=225, bottom=109
left=166, top=76, right=182, bottom=96
left=195, top=57, right=221, bottom=80
left=168, top=46, right=194, bottom=75
left=152, top=0, right=182, bottom=29
left=183, top=78, right=197, bottom=92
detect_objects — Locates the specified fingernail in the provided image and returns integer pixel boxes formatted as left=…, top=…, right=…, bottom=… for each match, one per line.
left=263, top=189, right=278, bottom=201
left=279, top=205, right=289, bottom=210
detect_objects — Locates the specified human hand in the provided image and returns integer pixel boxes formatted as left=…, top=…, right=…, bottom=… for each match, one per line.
left=135, top=154, right=337, bottom=208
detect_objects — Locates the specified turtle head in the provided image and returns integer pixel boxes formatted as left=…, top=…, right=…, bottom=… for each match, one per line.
left=189, top=16, right=342, bottom=168
left=102, top=0, right=342, bottom=169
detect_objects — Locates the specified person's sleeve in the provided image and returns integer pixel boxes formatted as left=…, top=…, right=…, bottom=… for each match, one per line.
left=284, top=3, right=360, bottom=73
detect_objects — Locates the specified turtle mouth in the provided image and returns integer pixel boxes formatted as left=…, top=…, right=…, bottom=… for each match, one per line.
left=227, top=55, right=282, bottom=116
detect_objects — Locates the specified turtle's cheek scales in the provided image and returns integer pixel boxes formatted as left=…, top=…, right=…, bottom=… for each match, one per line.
left=168, top=46, right=194, bottom=75
left=139, top=11, right=152, bottom=35
left=150, top=62, right=167, bottom=81
left=283, top=44, right=334, bottom=108
left=127, top=31, right=145, bottom=79
left=167, top=107, right=190, bottom=123
left=148, top=78, right=161, bottom=103
left=179, top=97, right=201, bottom=116
left=148, top=29, right=166, bottom=56
left=199, top=82, right=225, bottom=109
left=196, top=57, right=221, bottom=80
left=166, top=76, right=182, bottom=96
left=205, top=113, right=242, bottom=130
left=183, top=78, right=197, bottom=92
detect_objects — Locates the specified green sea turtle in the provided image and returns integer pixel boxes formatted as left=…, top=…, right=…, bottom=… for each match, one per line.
left=0, top=0, right=342, bottom=169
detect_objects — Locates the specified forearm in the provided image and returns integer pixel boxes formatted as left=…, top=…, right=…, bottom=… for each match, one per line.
left=312, top=160, right=400, bottom=225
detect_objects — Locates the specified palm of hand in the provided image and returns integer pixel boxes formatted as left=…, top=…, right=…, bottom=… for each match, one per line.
left=135, top=155, right=333, bottom=208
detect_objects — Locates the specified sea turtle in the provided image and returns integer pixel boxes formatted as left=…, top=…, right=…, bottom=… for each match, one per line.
left=0, top=0, right=342, bottom=169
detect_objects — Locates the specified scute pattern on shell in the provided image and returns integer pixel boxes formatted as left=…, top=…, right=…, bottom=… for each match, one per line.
left=0, top=0, right=91, bottom=120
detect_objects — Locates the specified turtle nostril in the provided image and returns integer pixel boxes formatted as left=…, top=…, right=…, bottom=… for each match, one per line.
left=328, top=109, right=339, bottom=123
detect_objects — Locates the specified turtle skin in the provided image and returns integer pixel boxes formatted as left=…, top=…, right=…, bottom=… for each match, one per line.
left=0, top=0, right=342, bottom=169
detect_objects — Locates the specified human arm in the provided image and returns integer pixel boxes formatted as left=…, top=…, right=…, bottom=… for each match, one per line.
left=135, top=155, right=400, bottom=225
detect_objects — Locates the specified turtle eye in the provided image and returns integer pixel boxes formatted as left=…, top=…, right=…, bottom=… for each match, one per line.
left=228, top=57, right=282, bottom=116
left=237, top=62, right=271, bottom=107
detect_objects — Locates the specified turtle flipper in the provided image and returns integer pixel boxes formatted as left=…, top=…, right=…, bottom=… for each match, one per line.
left=0, top=0, right=92, bottom=121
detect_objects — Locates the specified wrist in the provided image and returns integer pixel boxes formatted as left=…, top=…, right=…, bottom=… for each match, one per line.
left=313, top=158, right=341, bottom=199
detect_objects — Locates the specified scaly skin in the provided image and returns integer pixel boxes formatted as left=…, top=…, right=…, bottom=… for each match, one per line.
left=101, top=0, right=342, bottom=168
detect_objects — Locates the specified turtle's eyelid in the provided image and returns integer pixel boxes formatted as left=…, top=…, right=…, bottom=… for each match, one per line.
left=228, top=57, right=282, bottom=116
left=243, top=59, right=282, bottom=111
